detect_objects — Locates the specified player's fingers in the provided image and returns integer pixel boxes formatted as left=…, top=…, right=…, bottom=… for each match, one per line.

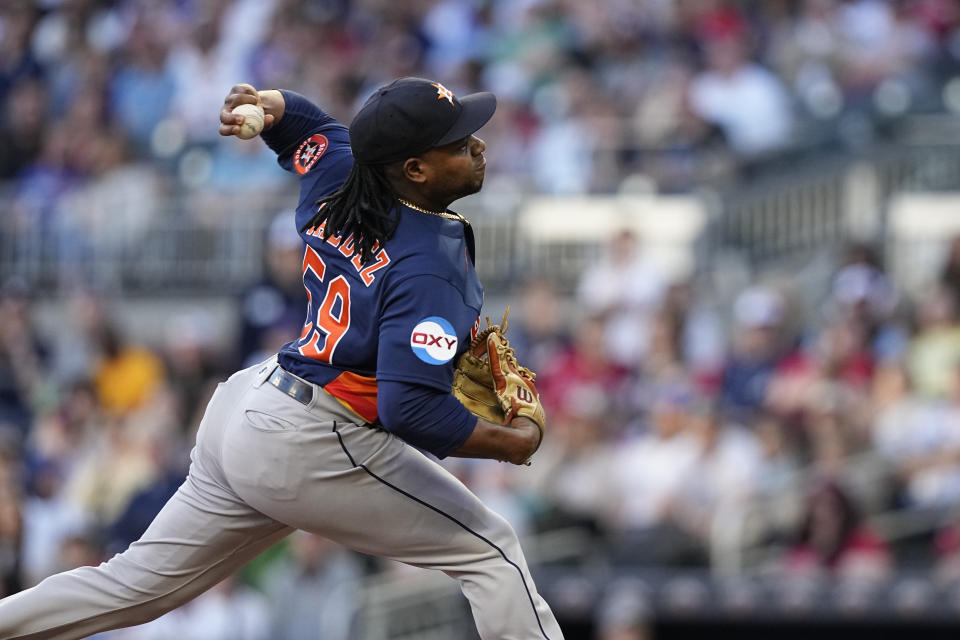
left=218, top=122, right=241, bottom=137
left=226, top=83, right=258, bottom=99
left=221, top=85, right=260, bottom=113
left=218, top=108, right=243, bottom=133
left=223, top=94, right=258, bottom=110
left=219, top=96, right=255, bottom=124
left=263, top=113, right=275, bottom=127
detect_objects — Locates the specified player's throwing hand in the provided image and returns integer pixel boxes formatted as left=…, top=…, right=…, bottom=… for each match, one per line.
left=218, top=83, right=283, bottom=138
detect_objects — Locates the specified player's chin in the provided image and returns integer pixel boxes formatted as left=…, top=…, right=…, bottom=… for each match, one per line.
left=471, top=165, right=486, bottom=190
left=454, top=180, right=483, bottom=200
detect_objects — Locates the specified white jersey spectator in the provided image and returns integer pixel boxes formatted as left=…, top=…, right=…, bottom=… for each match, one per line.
left=689, top=36, right=794, bottom=156
left=576, top=229, right=669, bottom=367
left=101, top=577, right=271, bottom=640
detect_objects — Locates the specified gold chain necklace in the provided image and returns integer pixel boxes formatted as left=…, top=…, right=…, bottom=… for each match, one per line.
left=398, top=198, right=468, bottom=224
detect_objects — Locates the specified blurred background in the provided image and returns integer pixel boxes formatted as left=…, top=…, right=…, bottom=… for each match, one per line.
left=3, top=0, right=960, bottom=638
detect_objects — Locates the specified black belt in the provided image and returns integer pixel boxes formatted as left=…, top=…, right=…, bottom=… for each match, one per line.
left=267, top=366, right=314, bottom=406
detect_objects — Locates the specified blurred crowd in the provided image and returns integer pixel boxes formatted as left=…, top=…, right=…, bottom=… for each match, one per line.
left=7, top=225, right=960, bottom=637
left=1, top=0, right=959, bottom=214
left=4, top=0, right=960, bottom=638
left=4, top=0, right=960, bottom=301
left=462, top=229, right=960, bottom=636
left=498, top=235, right=895, bottom=565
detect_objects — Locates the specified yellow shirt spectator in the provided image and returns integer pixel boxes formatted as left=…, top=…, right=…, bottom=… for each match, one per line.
left=95, top=346, right=164, bottom=415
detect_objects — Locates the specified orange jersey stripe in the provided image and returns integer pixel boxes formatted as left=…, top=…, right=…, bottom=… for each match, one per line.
left=324, top=371, right=379, bottom=423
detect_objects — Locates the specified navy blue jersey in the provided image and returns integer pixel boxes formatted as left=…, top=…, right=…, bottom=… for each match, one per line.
left=262, top=92, right=483, bottom=430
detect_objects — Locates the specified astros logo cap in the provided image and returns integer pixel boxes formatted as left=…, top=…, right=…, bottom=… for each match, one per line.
left=349, top=77, right=497, bottom=165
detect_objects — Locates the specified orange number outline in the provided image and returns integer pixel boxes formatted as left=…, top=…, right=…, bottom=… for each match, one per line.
left=298, top=246, right=352, bottom=362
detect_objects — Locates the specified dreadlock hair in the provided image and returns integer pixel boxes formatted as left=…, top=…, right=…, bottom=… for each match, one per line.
left=300, top=162, right=399, bottom=265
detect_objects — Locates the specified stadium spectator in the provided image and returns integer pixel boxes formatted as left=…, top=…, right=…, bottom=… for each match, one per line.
left=0, top=78, right=46, bottom=179
left=104, top=441, right=187, bottom=556
left=0, top=448, right=22, bottom=598
left=688, top=34, right=794, bottom=157
left=719, top=285, right=787, bottom=421
left=830, top=243, right=899, bottom=332
left=667, top=402, right=765, bottom=552
left=0, top=280, right=46, bottom=439
left=766, top=314, right=875, bottom=450
left=575, top=229, right=670, bottom=368
left=933, top=512, right=960, bottom=583
left=767, top=0, right=843, bottom=115
left=784, top=480, right=891, bottom=581
left=46, top=290, right=108, bottom=386
left=91, top=324, right=164, bottom=418
left=161, top=310, right=227, bottom=431
left=60, top=129, right=160, bottom=262
left=521, top=383, right=616, bottom=535
left=260, top=532, right=363, bottom=640
left=938, top=234, right=960, bottom=304
left=0, top=3, right=43, bottom=111
left=505, top=276, right=570, bottom=377
left=108, top=18, right=176, bottom=149
left=906, top=285, right=960, bottom=398
left=608, top=381, right=703, bottom=564
left=752, top=411, right=801, bottom=500
left=19, top=458, right=88, bottom=587
left=595, top=578, right=652, bottom=640
left=237, top=211, right=309, bottom=369
left=103, top=575, right=272, bottom=640
left=872, top=360, right=960, bottom=509
left=535, top=314, right=631, bottom=417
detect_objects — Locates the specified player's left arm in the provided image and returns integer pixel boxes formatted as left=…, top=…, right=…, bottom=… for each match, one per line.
left=376, top=274, right=541, bottom=465
left=449, top=416, right=541, bottom=465
left=377, top=381, right=539, bottom=464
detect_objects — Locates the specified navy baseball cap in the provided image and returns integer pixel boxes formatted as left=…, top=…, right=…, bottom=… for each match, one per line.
left=349, top=77, right=496, bottom=165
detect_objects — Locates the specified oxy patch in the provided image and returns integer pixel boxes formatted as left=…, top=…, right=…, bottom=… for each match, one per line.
left=410, top=316, right=458, bottom=365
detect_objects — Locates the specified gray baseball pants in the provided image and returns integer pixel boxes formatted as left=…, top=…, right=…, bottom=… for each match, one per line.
left=0, top=357, right=562, bottom=640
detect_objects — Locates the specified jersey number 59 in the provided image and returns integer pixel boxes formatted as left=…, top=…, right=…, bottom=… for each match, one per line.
left=296, top=245, right=351, bottom=362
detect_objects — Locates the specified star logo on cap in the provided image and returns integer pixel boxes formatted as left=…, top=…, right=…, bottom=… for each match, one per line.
left=432, top=82, right=455, bottom=106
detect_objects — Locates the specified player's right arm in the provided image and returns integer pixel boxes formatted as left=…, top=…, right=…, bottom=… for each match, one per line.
left=218, top=83, right=350, bottom=177
left=219, top=84, right=284, bottom=137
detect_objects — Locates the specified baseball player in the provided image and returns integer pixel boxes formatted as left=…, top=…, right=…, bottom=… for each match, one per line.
left=0, top=78, right=562, bottom=639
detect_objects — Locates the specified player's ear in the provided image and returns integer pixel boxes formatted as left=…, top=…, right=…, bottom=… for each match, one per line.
left=401, top=157, right=428, bottom=184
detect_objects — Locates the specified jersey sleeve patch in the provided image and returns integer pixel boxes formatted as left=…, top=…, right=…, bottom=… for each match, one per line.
left=294, top=133, right=329, bottom=175
left=410, top=316, right=459, bottom=365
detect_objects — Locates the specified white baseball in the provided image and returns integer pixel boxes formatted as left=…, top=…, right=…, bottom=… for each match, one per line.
left=231, top=103, right=265, bottom=139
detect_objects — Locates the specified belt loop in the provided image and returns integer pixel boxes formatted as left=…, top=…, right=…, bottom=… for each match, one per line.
left=252, top=356, right=279, bottom=388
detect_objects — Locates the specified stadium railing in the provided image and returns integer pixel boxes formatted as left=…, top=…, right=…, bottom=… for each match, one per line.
left=5, top=140, right=960, bottom=298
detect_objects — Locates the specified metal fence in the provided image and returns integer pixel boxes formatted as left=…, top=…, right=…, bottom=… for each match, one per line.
left=0, top=192, right=587, bottom=297
left=355, top=562, right=960, bottom=639
left=359, top=570, right=479, bottom=640
left=356, top=528, right=595, bottom=640
left=0, top=190, right=293, bottom=296
left=4, top=140, right=960, bottom=298
left=709, top=141, right=960, bottom=272
left=710, top=157, right=851, bottom=264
